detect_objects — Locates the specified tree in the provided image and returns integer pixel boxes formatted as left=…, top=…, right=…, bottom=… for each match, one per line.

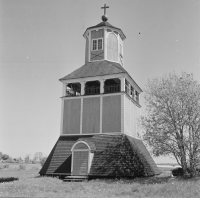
left=24, top=154, right=31, bottom=163
left=1, top=154, right=9, bottom=160
left=33, top=152, right=43, bottom=163
left=141, top=72, right=200, bottom=176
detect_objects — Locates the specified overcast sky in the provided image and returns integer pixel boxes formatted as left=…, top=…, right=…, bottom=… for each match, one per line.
left=0, top=0, right=199, bottom=163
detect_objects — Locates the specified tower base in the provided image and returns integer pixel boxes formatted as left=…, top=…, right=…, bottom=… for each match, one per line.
left=39, top=134, right=160, bottom=178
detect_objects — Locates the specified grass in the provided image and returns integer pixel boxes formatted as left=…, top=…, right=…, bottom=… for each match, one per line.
left=0, top=163, right=200, bottom=197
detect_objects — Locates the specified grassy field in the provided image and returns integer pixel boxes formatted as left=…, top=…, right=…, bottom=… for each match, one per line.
left=0, top=163, right=200, bottom=198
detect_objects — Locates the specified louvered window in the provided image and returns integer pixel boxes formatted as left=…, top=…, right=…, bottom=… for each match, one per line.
left=73, top=151, right=89, bottom=175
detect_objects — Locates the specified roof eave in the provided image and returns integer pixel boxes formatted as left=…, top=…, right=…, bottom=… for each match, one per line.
left=59, top=71, right=126, bottom=82
left=83, top=26, right=126, bottom=40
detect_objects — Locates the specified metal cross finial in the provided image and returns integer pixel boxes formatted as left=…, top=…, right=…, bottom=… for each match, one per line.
left=101, top=4, right=109, bottom=15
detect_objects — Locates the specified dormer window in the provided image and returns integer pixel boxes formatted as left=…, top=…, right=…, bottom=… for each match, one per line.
left=92, top=38, right=103, bottom=51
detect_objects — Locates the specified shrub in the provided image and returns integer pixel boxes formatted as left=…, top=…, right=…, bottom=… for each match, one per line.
left=18, top=164, right=26, bottom=170
left=172, top=168, right=183, bottom=176
left=172, top=167, right=200, bottom=176
left=0, top=177, right=18, bottom=183
left=1, top=154, right=9, bottom=160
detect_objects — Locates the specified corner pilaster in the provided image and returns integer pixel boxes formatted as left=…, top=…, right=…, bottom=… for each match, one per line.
left=120, top=77, right=125, bottom=92
left=62, top=83, right=67, bottom=97
left=100, top=79, right=105, bottom=94
left=81, top=81, right=86, bottom=95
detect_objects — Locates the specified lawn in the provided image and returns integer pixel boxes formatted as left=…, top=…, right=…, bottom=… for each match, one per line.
left=0, top=163, right=200, bottom=198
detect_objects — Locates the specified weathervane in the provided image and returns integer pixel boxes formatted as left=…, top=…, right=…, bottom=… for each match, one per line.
left=101, top=4, right=109, bottom=22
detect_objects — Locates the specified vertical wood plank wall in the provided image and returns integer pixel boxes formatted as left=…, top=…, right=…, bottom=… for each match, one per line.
left=62, top=99, right=81, bottom=134
left=90, top=29, right=104, bottom=61
left=107, top=33, right=118, bottom=62
left=124, top=95, right=141, bottom=137
left=82, top=97, right=100, bottom=134
left=102, top=95, right=121, bottom=133
left=91, top=29, right=104, bottom=39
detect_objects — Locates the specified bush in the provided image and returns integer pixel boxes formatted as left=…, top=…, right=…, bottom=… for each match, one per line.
left=172, top=168, right=183, bottom=176
left=1, top=154, right=9, bottom=160
left=0, top=177, right=18, bottom=183
left=172, top=167, right=200, bottom=176
left=18, top=164, right=26, bottom=170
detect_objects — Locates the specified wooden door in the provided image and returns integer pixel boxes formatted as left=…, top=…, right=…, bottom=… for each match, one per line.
left=72, top=150, right=89, bottom=175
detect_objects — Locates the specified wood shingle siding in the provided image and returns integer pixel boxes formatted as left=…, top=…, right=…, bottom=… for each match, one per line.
left=39, top=134, right=160, bottom=177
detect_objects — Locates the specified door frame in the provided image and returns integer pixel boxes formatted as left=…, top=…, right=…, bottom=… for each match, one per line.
left=71, top=141, right=91, bottom=175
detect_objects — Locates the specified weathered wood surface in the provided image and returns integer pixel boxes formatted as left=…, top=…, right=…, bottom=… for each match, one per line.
left=124, top=95, right=140, bottom=137
left=62, top=99, right=81, bottom=134
left=73, top=151, right=88, bottom=175
left=102, top=95, right=121, bottom=133
left=91, top=50, right=104, bottom=61
left=91, top=29, right=104, bottom=39
left=85, top=36, right=89, bottom=63
left=107, top=33, right=118, bottom=62
left=82, top=97, right=100, bottom=134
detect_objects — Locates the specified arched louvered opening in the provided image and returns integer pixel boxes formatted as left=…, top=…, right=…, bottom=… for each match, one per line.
left=107, top=33, right=118, bottom=62
left=71, top=142, right=90, bottom=176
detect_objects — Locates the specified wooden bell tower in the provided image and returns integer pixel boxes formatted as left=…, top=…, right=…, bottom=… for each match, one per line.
left=39, top=5, right=160, bottom=178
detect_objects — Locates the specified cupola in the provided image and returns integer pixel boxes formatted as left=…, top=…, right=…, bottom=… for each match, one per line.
left=83, top=4, right=126, bottom=66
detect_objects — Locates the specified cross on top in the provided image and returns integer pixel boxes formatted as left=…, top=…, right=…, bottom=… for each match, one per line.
left=101, top=4, right=109, bottom=15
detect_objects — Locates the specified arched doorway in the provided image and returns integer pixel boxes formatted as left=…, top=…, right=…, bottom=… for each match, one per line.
left=71, top=141, right=90, bottom=176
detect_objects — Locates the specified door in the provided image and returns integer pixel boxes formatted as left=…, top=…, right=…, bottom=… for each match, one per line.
left=72, top=150, right=89, bottom=175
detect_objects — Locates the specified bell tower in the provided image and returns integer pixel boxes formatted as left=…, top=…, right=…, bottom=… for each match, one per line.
left=39, top=5, right=160, bottom=179
left=83, top=4, right=125, bottom=66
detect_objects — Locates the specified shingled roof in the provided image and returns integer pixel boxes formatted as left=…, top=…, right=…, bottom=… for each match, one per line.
left=39, top=134, right=160, bottom=178
left=59, top=60, right=127, bottom=81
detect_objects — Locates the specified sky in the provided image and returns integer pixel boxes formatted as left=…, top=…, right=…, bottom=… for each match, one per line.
left=0, top=0, right=200, bottom=163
